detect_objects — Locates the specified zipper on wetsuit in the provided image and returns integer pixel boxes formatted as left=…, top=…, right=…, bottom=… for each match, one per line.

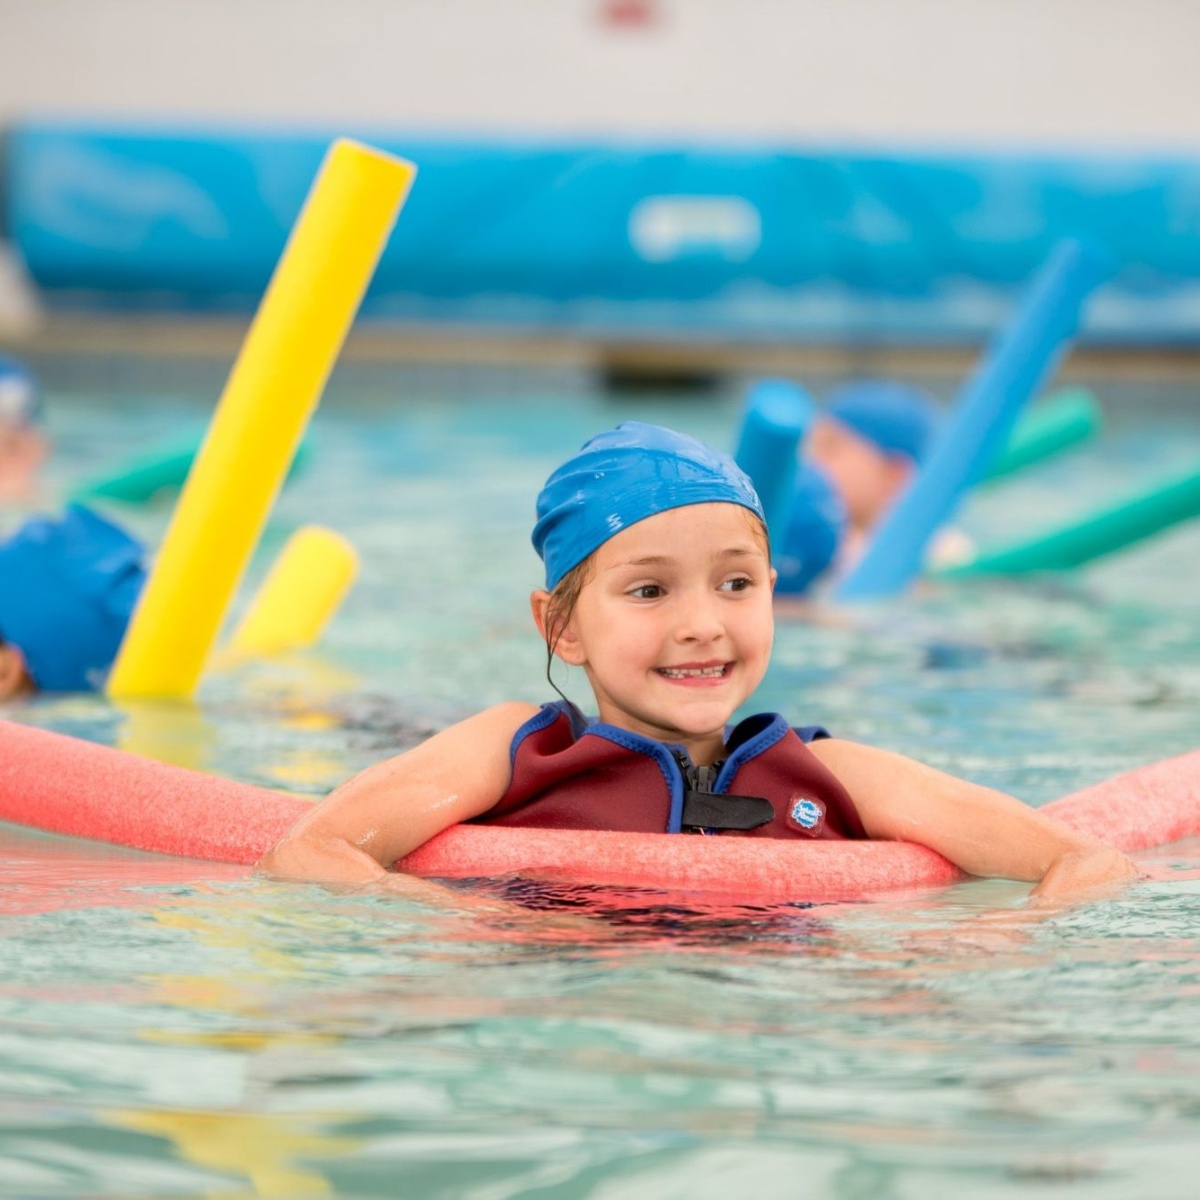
left=674, top=751, right=725, bottom=835
left=673, top=750, right=775, bottom=835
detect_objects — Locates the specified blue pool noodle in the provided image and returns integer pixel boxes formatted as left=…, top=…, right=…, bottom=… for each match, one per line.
left=733, top=379, right=817, bottom=547
left=834, top=238, right=1110, bottom=602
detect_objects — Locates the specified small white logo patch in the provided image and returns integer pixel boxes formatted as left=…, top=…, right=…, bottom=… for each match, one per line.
left=789, top=797, right=823, bottom=830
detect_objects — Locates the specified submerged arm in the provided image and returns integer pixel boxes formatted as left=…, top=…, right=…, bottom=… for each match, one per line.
left=257, top=702, right=537, bottom=888
left=808, top=739, right=1141, bottom=904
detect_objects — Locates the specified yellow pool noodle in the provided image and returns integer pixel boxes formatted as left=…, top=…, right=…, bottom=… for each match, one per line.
left=108, top=139, right=414, bottom=699
left=226, top=526, right=359, bottom=657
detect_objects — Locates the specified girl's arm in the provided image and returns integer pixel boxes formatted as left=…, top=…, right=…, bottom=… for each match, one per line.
left=808, top=739, right=1141, bottom=904
left=257, top=701, right=538, bottom=888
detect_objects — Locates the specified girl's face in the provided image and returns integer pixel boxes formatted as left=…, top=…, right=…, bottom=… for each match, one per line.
left=546, top=502, right=775, bottom=765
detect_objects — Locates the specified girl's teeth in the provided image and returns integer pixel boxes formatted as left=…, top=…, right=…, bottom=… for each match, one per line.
left=660, top=666, right=724, bottom=678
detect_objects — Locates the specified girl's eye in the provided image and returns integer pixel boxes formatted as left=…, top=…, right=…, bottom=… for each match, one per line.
left=719, top=576, right=753, bottom=593
left=628, top=584, right=663, bottom=600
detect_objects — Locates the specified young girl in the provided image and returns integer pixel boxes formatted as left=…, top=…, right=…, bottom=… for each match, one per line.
left=258, top=421, right=1139, bottom=904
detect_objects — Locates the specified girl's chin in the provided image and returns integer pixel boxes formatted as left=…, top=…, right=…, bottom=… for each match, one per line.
left=602, top=709, right=734, bottom=743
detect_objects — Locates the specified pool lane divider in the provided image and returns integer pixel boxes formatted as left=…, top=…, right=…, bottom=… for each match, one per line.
left=939, top=462, right=1200, bottom=576
left=107, top=139, right=415, bottom=700
left=3, top=718, right=1198, bottom=902
left=835, top=238, right=1110, bottom=603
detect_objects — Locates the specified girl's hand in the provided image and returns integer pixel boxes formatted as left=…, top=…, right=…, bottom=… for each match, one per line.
left=809, top=738, right=1142, bottom=904
left=1027, top=845, right=1143, bottom=908
left=257, top=701, right=538, bottom=887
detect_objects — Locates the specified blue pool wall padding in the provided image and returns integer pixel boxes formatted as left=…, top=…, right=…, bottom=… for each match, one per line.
left=8, top=123, right=1200, bottom=342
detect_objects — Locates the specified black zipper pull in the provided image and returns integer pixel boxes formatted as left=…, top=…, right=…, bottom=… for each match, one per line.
left=676, top=752, right=774, bottom=833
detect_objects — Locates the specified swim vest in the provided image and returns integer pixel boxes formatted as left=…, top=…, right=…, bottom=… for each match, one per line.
left=472, top=700, right=867, bottom=840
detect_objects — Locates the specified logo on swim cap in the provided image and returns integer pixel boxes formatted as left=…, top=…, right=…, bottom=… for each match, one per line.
left=787, top=796, right=825, bottom=833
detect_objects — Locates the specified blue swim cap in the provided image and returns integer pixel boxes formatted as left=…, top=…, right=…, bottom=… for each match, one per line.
left=0, top=356, right=42, bottom=426
left=0, top=505, right=146, bottom=692
left=825, top=380, right=940, bottom=466
left=533, top=421, right=766, bottom=590
left=774, top=465, right=847, bottom=595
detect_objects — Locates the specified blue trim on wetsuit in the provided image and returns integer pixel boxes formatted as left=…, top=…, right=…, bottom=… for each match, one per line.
left=516, top=701, right=686, bottom=832
left=510, top=701, right=833, bottom=835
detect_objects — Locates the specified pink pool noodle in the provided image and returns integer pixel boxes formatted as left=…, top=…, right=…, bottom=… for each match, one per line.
left=2, top=719, right=1199, bottom=900
left=0, top=718, right=309, bottom=864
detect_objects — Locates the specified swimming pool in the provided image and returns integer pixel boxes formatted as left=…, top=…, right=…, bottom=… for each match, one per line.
left=3, top=354, right=1200, bottom=1197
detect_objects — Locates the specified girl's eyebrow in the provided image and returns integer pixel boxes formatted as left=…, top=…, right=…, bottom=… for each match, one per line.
left=610, top=546, right=763, bottom=570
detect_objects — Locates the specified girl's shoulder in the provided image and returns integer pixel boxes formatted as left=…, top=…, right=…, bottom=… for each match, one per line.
left=404, top=702, right=543, bottom=766
left=480, top=700, right=543, bottom=729
left=452, top=701, right=543, bottom=747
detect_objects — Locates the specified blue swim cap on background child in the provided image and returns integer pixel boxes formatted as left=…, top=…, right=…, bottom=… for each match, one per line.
left=825, top=380, right=940, bottom=466
left=0, top=355, right=42, bottom=426
left=532, top=421, right=766, bottom=590
left=774, top=465, right=848, bottom=596
left=0, top=504, right=146, bottom=691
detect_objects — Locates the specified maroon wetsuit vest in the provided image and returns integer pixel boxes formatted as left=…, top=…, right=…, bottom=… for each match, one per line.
left=471, top=701, right=867, bottom=840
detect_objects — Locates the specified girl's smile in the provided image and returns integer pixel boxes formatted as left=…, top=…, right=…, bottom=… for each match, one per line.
left=655, top=661, right=731, bottom=683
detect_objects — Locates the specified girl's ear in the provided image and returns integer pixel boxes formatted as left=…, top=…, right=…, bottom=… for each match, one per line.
left=529, top=590, right=586, bottom=666
left=529, top=590, right=553, bottom=642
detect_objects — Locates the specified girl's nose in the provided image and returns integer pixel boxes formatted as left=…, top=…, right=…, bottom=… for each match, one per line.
left=672, top=590, right=725, bottom=643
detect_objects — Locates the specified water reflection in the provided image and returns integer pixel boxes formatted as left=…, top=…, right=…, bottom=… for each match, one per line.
left=4, top=860, right=1200, bottom=1196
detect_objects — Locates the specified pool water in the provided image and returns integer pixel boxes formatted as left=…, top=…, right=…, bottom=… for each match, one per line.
left=2, top=356, right=1200, bottom=1198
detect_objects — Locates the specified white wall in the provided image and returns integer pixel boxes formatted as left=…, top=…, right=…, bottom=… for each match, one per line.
left=2, top=0, right=1199, bottom=152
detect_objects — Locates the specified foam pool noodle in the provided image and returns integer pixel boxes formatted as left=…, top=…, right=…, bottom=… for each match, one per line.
left=980, top=387, right=1102, bottom=485
left=835, top=238, right=1111, bottom=602
left=107, top=139, right=415, bottom=699
left=940, top=462, right=1200, bottom=575
left=2, top=718, right=1199, bottom=901
left=733, top=378, right=816, bottom=548
left=72, top=432, right=314, bottom=506
left=226, top=525, right=359, bottom=658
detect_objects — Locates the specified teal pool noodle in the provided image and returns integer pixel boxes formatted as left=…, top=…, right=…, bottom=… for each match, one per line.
left=835, top=238, right=1110, bottom=602
left=939, top=464, right=1200, bottom=575
left=982, top=387, right=1102, bottom=483
left=733, top=378, right=816, bottom=547
left=73, top=432, right=313, bottom=504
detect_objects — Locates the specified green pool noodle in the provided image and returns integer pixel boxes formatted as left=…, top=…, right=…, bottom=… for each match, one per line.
left=941, top=463, right=1200, bottom=575
left=72, top=432, right=313, bottom=504
left=981, top=387, right=1102, bottom=483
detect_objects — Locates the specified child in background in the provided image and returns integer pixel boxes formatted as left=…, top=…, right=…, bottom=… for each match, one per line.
left=0, top=355, right=48, bottom=503
left=803, top=379, right=940, bottom=569
left=0, top=505, right=146, bottom=698
left=775, top=378, right=972, bottom=597
left=259, top=421, right=1137, bottom=905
